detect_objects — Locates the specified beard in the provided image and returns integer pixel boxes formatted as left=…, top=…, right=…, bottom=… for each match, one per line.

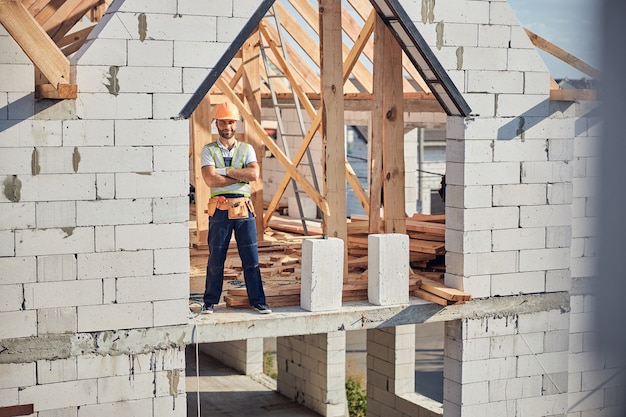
left=218, top=128, right=235, bottom=140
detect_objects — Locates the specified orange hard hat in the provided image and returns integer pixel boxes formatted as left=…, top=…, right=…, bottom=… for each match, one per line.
left=214, top=101, right=240, bottom=121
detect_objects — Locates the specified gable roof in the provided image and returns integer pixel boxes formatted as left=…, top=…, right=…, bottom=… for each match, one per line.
left=177, top=0, right=471, bottom=119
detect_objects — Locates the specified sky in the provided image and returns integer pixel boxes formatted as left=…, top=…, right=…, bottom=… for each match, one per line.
left=507, top=0, right=601, bottom=79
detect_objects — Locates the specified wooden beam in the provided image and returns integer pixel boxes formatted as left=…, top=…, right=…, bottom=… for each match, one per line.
left=0, top=0, right=71, bottom=88
left=57, top=25, right=95, bottom=56
left=369, top=14, right=385, bottom=234
left=242, top=29, right=265, bottom=241
left=525, top=28, right=600, bottom=80
left=190, top=95, right=213, bottom=245
left=215, top=77, right=330, bottom=216
left=320, top=0, right=347, bottom=276
left=381, top=19, right=406, bottom=234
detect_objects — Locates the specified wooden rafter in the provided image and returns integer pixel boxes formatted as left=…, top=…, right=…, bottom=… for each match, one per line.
left=284, top=0, right=373, bottom=93
left=259, top=18, right=321, bottom=94
left=525, top=28, right=600, bottom=80
left=274, top=1, right=361, bottom=94
left=259, top=20, right=318, bottom=119
left=38, top=0, right=100, bottom=42
left=0, top=0, right=71, bottom=89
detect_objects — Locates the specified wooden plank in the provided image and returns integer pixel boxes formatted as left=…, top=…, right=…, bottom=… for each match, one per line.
left=57, top=25, right=95, bottom=56
left=409, top=239, right=445, bottom=255
left=405, top=219, right=445, bottom=235
left=0, top=0, right=70, bottom=87
left=409, top=213, right=445, bottom=223
left=406, top=231, right=445, bottom=242
left=0, top=404, right=34, bottom=417
left=524, top=28, right=600, bottom=80
left=418, top=277, right=471, bottom=301
left=412, top=288, right=448, bottom=306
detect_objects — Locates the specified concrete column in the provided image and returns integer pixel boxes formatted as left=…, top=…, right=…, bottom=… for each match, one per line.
left=276, top=332, right=347, bottom=417
left=368, top=234, right=409, bottom=305
left=199, top=338, right=263, bottom=375
left=301, top=237, right=344, bottom=311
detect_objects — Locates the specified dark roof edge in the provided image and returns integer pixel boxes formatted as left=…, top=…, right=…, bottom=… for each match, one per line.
left=177, top=0, right=276, bottom=119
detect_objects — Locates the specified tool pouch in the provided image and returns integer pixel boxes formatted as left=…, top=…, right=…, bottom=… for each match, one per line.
left=207, top=198, right=218, bottom=217
left=227, top=200, right=249, bottom=219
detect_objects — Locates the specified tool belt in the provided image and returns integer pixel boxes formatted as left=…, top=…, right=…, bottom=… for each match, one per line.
left=207, top=195, right=255, bottom=219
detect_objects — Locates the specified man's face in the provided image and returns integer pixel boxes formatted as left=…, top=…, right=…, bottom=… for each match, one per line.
left=217, top=119, right=237, bottom=140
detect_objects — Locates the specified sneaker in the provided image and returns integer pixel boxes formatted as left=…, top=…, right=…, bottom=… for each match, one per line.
left=253, top=303, right=272, bottom=314
left=202, top=303, right=214, bottom=314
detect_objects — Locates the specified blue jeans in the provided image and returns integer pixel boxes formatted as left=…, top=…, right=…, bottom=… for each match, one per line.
left=204, top=207, right=267, bottom=306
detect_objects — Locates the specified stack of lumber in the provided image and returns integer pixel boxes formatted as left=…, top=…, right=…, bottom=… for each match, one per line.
left=224, top=274, right=424, bottom=308
left=347, top=213, right=445, bottom=268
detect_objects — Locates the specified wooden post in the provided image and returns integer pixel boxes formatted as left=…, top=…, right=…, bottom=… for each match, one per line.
left=242, top=29, right=265, bottom=241
left=319, top=0, right=347, bottom=276
left=378, top=17, right=406, bottom=234
left=190, top=95, right=213, bottom=246
left=369, top=14, right=385, bottom=234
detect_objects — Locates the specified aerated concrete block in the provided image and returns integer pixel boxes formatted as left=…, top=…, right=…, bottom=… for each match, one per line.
left=301, top=237, right=343, bottom=312
left=368, top=234, right=409, bottom=305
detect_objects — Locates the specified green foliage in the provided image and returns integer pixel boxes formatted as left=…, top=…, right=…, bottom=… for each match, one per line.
left=263, top=351, right=277, bottom=380
left=346, top=377, right=367, bottom=417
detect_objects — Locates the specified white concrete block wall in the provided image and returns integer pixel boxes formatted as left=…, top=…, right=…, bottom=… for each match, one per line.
left=0, top=1, right=266, bottom=415
left=444, top=312, right=569, bottom=417
left=0, top=347, right=185, bottom=415
left=277, top=333, right=347, bottom=417
left=366, top=325, right=440, bottom=417
left=199, top=339, right=264, bottom=375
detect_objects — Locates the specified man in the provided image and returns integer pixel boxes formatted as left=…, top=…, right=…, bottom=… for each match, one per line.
left=200, top=101, right=271, bottom=314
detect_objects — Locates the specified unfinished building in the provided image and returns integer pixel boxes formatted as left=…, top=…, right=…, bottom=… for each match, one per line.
left=0, top=0, right=621, bottom=417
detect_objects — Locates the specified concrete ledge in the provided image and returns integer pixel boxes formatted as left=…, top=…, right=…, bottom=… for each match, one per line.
left=186, top=292, right=569, bottom=344
left=0, top=293, right=569, bottom=362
